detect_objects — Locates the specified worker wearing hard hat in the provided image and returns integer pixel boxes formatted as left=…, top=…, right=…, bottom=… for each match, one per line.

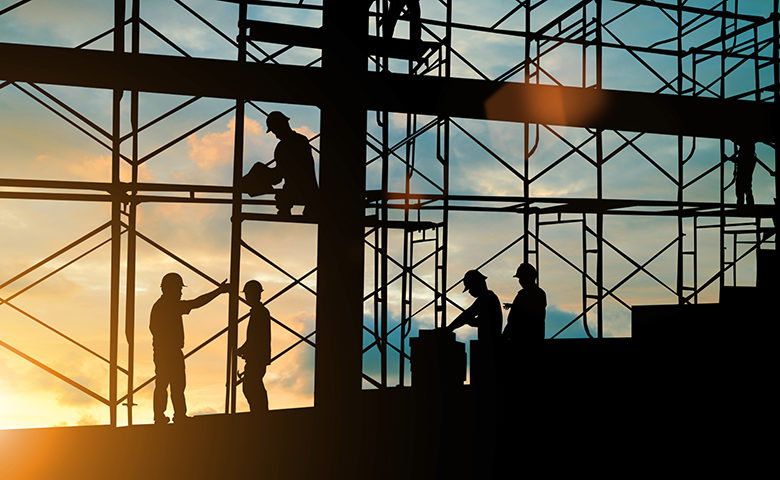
left=445, top=269, right=502, bottom=387
left=237, top=280, right=272, bottom=415
left=503, top=263, right=546, bottom=345
left=149, top=273, right=229, bottom=424
left=241, top=111, right=319, bottom=217
left=446, top=270, right=502, bottom=342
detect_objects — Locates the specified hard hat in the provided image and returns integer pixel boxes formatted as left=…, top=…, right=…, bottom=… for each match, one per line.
left=513, top=263, right=537, bottom=280
left=161, top=272, right=186, bottom=289
left=266, top=111, right=290, bottom=134
left=242, top=279, right=263, bottom=294
left=462, top=270, right=487, bottom=291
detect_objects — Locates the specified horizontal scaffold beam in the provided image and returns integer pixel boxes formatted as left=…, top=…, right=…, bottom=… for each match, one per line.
left=0, top=43, right=776, bottom=141
left=1, top=178, right=774, bottom=219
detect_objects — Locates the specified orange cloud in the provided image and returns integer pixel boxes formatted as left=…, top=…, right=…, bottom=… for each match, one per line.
left=33, top=153, right=156, bottom=183
left=186, top=117, right=265, bottom=171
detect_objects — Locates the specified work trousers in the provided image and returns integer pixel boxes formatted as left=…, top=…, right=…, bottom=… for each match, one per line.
left=736, top=176, right=755, bottom=205
left=242, top=362, right=268, bottom=413
left=153, top=348, right=187, bottom=421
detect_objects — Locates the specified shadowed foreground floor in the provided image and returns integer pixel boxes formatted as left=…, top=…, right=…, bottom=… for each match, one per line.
left=1, top=329, right=773, bottom=480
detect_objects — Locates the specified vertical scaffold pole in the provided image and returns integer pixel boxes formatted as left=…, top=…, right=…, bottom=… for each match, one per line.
left=380, top=1, right=389, bottom=386
left=523, top=1, right=532, bottom=266
left=110, top=0, right=126, bottom=428
left=124, top=0, right=141, bottom=426
left=595, top=0, right=604, bottom=338
left=227, top=2, right=248, bottom=415
left=774, top=1, right=779, bottom=232
left=718, top=1, right=727, bottom=290
left=676, top=0, right=685, bottom=304
left=440, top=0, right=452, bottom=330
left=580, top=2, right=589, bottom=336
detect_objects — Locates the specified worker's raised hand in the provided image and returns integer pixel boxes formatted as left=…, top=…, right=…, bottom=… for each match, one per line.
left=217, top=279, right=230, bottom=294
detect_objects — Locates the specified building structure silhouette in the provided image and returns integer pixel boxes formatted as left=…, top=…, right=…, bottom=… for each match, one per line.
left=0, top=1, right=777, bottom=477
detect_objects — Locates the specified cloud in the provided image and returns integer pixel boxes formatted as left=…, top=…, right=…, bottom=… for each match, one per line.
left=76, top=412, right=100, bottom=426
left=0, top=210, right=27, bottom=230
left=190, top=406, right=218, bottom=417
left=34, top=153, right=111, bottom=182
left=30, top=153, right=157, bottom=183
left=186, top=117, right=264, bottom=171
left=0, top=350, right=111, bottom=428
left=0, top=0, right=112, bottom=48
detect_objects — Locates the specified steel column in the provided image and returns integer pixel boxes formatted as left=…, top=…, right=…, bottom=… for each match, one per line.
left=109, top=0, right=126, bottom=428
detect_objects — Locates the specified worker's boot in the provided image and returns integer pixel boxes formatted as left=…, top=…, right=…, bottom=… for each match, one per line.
left=173, top=414, right=191, bottom=424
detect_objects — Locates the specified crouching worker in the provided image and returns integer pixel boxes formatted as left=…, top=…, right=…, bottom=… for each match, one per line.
left=241, top=111, right=319, bottom=217
left=237, top=280, right=271, bottom=415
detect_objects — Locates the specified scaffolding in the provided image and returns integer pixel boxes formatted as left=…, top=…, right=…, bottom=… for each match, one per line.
left=0, top=0, right=777, bottom=428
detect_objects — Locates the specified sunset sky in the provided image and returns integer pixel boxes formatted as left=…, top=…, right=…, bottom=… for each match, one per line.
left=0, top=0, right=776, bottom=429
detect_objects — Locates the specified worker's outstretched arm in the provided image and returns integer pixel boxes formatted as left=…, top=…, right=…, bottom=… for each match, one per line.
left=187, top=279, right=229, bottom=310
left=447, top=303, right=477, bottom=332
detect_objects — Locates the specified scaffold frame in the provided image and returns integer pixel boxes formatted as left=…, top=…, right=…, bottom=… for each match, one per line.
left=0, top=0, right=776, bottom=428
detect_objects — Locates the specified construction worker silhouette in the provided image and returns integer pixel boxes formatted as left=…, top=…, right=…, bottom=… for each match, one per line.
left=445, top=270, right=502, bottom=387
left=241, top=111, right=319, bottom=216
left=446, top=270, right=502, bottom=342
left=383, top=0, right=421, bottom=43
left=724, top=140, right=759, bottom=206
left=503, top=263, right=546, bottom=345
left=237, top=280, right=271, bottom=414
left=149, top=273, right=229, bottom=424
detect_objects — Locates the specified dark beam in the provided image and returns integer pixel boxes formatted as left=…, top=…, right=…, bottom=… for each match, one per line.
left=0, top=42, right=324, bottom=106
left=0, top=43, right=776, bottom=140
left=377, top=74, right=778, bottom=142
left=245, top=20, right=323, bottom=49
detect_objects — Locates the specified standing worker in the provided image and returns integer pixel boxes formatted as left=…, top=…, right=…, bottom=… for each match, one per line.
left=150, top=273, right=229, bottom=424
left=503, top=263, right=547, bottom=346
left=445, top=269, right=503, bottom=474
left=445, top=270, right=502, bottom=386
left=724, top=140, right=759, bottom=206
left=241, top=111, right=319, bottom=216
left=237, top=280, right=272, bottom=415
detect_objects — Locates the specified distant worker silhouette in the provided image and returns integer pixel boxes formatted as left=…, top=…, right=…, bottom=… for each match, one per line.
left=724, top=140, right=759, bottom=206
left=503, top=263, right=546, bottom=346
left=150, top=273, right=229, bottom=424
left=237, top=280, right=271, bottom=415
left=241, top=111, right=319, bottom=216
left=382, top=0, right=421, bottom=43
left=445, top=270, right=502, bottom=387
